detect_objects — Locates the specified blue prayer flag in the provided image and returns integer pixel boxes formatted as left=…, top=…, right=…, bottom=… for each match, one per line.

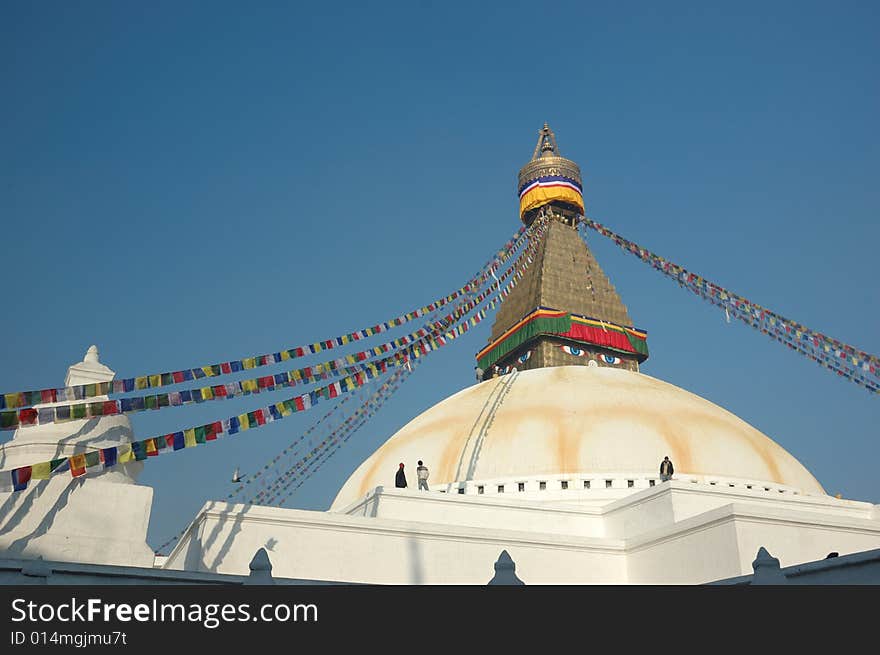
left=101, top=447, right=118, bottom=468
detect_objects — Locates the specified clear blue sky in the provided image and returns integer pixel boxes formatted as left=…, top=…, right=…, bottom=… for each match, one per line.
left=2, top=1, right=877, bottom=548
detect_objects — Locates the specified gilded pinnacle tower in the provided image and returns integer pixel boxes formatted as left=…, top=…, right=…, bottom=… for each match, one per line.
left=476, top=124, right=649, bottom=375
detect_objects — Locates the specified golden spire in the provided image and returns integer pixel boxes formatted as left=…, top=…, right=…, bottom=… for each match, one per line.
left=518, top=123, right=584, bottom=224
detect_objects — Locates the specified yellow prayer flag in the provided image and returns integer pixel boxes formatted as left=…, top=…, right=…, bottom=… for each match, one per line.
left=31, top=461, right=52, bottom=480
left=242, top=358, right=256, bottom=369
left=200, top=387, right=214, bottom=401
left=118, top=445, right=135, bottom=463
left=184, top=429, right=197, bottom=448
left=148, top=375, right=162, bottom=388
left=239, top=414, right=250, bottom=430
left=202, top=366, right=215, bottom=377
left=280, top=351, right=290, bottom=361
left=135, top=377, right=148, bottom=390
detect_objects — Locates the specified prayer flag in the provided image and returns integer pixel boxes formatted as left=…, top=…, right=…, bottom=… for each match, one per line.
left=101, top=447, right=118, bottom=468
left=12, top=466, right=32, bottom=491
left=49, top=458, right=68, bottom=474
left=69, top=454, right=87, bottom=477
left=132, top=441, right=147, bottom=460
left=84, top=451, right=101, bottom=472
left=118, top=445, right=135, bottom=463
left=31, top=461, right=52, bottom=480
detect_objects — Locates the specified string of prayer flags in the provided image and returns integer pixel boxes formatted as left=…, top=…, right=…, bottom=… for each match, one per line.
left=0, top=224, right=529, bottom=411
left=260, top=363, right=415, bottom=507
left=579, top=217, right=879, bottom=394
left=3, top=219, right=547, bottom=431
left=253, top=365, right=412, bottom=505
left=1, top=221, right=550, bottom=497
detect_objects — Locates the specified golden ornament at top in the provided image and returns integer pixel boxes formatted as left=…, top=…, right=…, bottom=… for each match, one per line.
left=517, top=123, right=583, bottom=197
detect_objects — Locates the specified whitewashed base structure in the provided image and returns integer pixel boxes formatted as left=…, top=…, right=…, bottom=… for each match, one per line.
left=162, top=481, right=880, bottom=584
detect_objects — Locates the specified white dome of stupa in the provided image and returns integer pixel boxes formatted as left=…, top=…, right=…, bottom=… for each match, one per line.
left=332, top=366, right=825, bottom=508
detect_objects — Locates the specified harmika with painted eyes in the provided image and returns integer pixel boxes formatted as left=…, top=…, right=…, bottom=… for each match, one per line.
left=558, top=344, right=623, bottom=366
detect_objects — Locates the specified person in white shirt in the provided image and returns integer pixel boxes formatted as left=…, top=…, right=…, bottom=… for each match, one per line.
left=416, top=460, right=429, bottom=491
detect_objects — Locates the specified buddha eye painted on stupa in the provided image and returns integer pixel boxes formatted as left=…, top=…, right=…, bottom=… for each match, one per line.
left=558, top=344, right=624, bottom=367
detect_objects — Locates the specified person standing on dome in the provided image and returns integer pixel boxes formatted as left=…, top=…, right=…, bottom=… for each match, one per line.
left=659, top=456, right=674, bottom=482
left=395, top=463, right=407, bottom=488
left=416, top=460, right=430, bottom=491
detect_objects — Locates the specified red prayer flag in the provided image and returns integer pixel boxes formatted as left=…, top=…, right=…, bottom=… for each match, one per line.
left=69, top=454, right=86, bottom=477
left=12, top=466, right=32, bottom=491
left=18, top=408, right=38, bottom=426
left=103, top=401, right=119, bottom=416
left=41, top=389, right=57, bottom=404
left=221, top=362, right=231, bottom=375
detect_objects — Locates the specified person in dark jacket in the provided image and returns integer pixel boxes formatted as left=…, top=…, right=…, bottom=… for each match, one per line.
left=395, top=462, right=407, bottom=488
left=659, top=456, right=674, bottom=482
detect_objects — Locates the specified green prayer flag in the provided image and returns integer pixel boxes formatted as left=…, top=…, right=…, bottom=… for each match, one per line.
left=1, top=411, right=18, bottom=429
left=132, top=441, right=147, bottom=460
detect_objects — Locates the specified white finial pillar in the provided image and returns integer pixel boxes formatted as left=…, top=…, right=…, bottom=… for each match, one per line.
left=64, top=345, right=116, bottom=389
left=0, top=345, right=155, bottom=568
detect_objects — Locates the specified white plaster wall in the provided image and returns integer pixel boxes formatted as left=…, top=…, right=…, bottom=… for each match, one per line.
left=603, top=481, right=875, bottom=540
left=731, top=506, right=880, bottom=572
left=626, top=503, right=880, bottom=584
left=342, top=487, right=607, bottom=538
left=625, top=514, right=744, bottom=584
left=0, top=475, right=154, bottom=567
left=165, top=502, right=627, bottom=584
